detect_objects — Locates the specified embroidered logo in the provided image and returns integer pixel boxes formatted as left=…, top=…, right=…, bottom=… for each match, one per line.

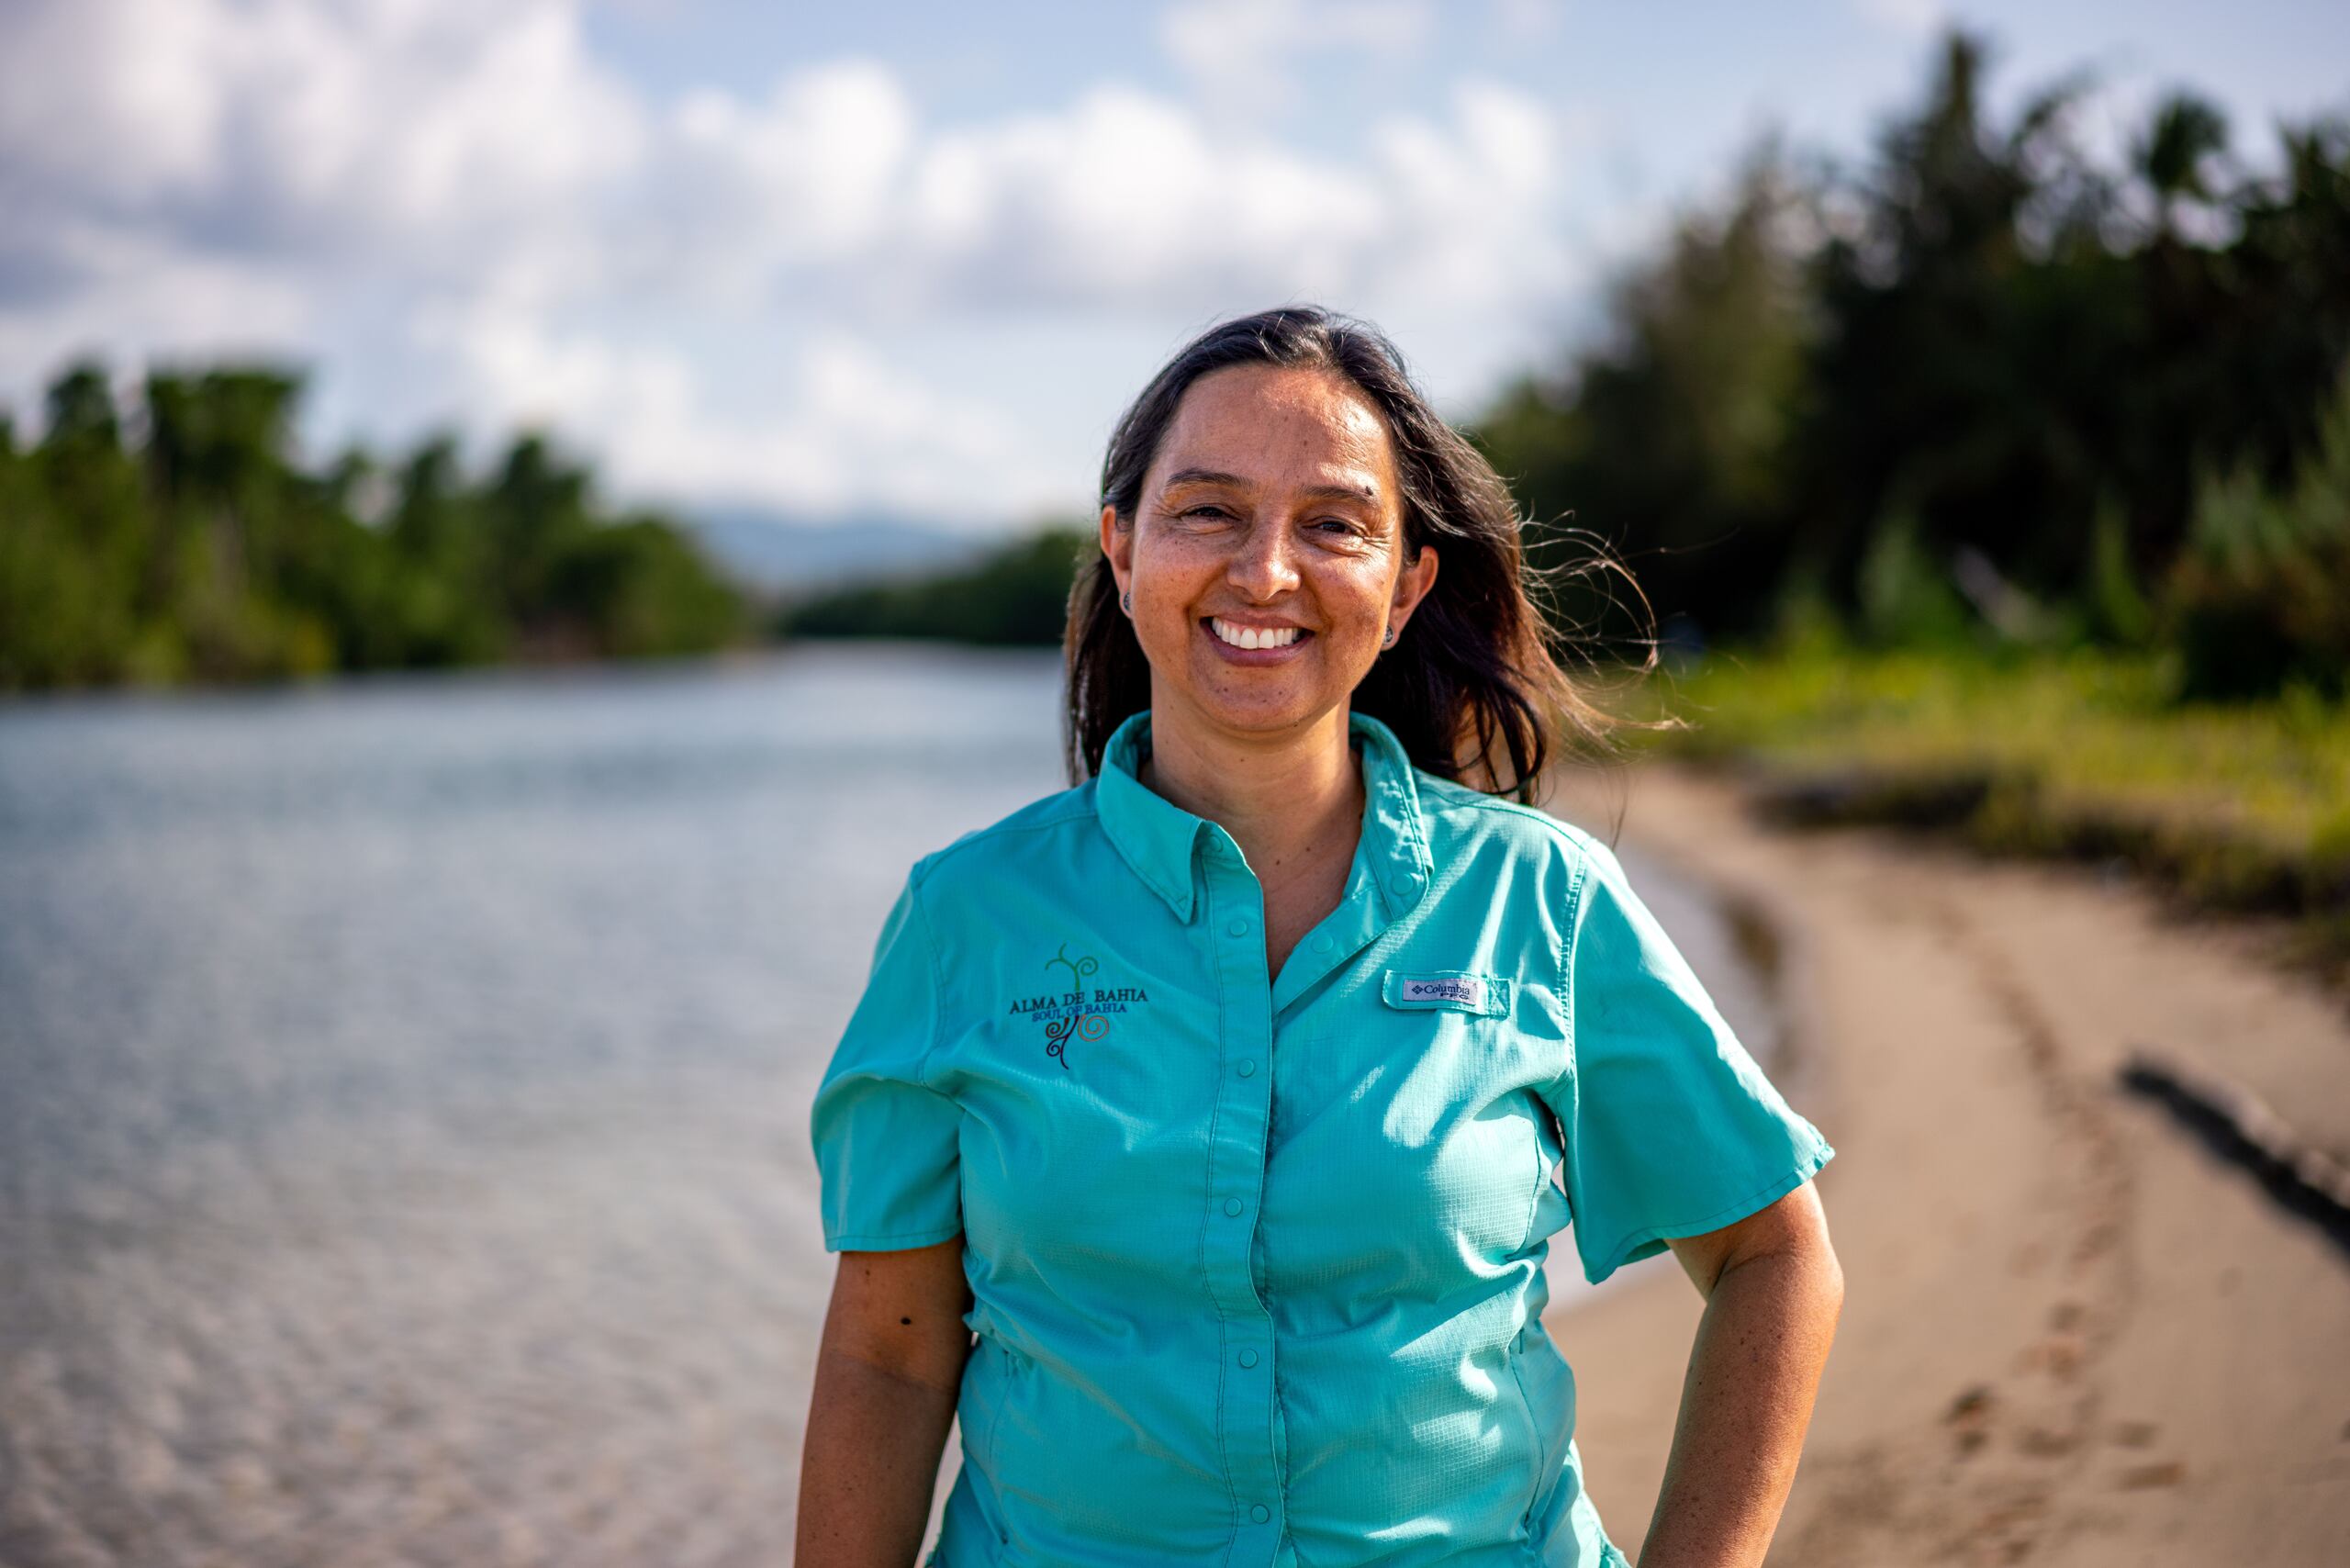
left=1005, top=942, right=1151, bottom=1070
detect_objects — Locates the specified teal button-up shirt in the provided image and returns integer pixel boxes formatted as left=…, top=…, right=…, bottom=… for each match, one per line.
left=810, top=708, right=1834, bottom=1568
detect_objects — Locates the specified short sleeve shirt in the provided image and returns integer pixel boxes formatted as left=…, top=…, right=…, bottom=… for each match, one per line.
left=809, top=708, right=1835, bottom=1568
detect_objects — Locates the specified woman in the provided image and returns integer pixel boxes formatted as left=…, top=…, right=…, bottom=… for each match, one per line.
left=799, top=306, right=1842, bottom=1568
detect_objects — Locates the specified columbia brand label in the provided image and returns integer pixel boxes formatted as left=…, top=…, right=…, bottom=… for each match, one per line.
left=1405, top=977, right=1484, bottom=1007
left=1382, top=969, right=1510, bottom=1014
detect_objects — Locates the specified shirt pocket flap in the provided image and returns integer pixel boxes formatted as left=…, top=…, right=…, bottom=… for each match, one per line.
left=1381, top=969, right=1511, bottom=1016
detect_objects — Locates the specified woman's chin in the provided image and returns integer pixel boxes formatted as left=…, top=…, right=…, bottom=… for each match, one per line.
left=1177, top=670, right=1348, bottom=735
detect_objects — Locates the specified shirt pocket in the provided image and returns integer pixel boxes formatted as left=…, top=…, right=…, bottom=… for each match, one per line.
left=1377, top=967, right=1557, bottom=1254
left=942, top=985, right=1219, bottom=1300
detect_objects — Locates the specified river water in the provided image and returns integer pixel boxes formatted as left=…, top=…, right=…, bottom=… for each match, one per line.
left=0, top=644, right=1781, bottom=1567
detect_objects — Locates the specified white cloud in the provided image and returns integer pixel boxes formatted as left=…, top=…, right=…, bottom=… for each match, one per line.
left=871, top=76, right=1578, bottom=314
left=657, top=60, right=918, bottom=301
left=0, top=226, right=314, bottom=393
left=413, top=295, right=1057, bottom=522
left=890, top=84, right=1377, bottom=308
left=0, top=0, right=641, bottom=265
left=0, top=0, right=230, bottom=205
left=0, top=0, right=1592, bottom=515
left=1, top=0, right=1583, bottom=323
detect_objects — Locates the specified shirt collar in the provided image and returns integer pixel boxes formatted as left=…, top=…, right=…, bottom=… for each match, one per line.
left=1095, top=708, right=1434, bottom=924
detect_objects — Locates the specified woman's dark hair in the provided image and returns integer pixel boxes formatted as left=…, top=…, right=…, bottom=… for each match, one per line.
left=1064, top=303, right=1676, bottom=802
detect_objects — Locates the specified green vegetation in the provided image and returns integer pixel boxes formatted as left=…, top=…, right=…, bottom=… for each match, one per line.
left=0, top=364, right=748, bottom=693
left=1623, top=639, right=2350, bottom=988
left=776, top=525, right=1096, bottom=646
left=1472, top=31, right=2350, bottom=706
left=1465, top=28, right=2350, bottom=985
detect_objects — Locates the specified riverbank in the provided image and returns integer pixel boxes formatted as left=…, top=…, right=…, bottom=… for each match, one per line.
left=1540, top=756, right=2350, bottom=1566
left=1621, top=645, right=2350, bottom=992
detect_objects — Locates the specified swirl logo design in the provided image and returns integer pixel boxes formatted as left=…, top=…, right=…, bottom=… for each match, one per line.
left=1004, top=943, right=1151, bottom=1072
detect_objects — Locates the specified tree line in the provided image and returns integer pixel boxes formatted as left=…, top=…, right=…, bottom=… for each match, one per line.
left=1472, top=28, right=2350, bottom=700
left=0, top=364, right=747, bottom=692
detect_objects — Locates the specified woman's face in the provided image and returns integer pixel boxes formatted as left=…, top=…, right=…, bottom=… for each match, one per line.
left=1100, top=363, right=1438, bottom=743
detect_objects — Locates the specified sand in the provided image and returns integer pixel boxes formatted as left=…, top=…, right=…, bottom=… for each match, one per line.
left=1539, top=756, right=2350, bottom=1568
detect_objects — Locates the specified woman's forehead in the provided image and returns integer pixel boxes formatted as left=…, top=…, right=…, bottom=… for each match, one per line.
left=1152, top=365, right=1397, bottom=494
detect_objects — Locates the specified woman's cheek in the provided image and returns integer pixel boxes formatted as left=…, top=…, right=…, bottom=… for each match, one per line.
left=1135, top=540, right=1224, bottom=629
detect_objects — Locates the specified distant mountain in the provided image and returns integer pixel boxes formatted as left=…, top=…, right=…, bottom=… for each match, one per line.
left=681, top=509, right=1002, bottom=598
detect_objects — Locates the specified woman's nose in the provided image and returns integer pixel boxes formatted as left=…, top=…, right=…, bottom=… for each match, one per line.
left=1225, top=516, right=1302, bottom=600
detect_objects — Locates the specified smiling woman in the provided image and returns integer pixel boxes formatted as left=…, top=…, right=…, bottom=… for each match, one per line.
left=798, top=305, right=1843, bottom=1568
left=1066, top=307, right=1634, bottom=802
left=1111, top=368, right=1433, bottom=732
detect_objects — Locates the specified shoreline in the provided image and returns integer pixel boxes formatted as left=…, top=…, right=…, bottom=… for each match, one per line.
left=1538, top=756, right=2350, bottom=1566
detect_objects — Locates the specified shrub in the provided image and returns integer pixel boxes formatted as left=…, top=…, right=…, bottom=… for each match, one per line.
left=2162, top=362, right=2350, bottom=700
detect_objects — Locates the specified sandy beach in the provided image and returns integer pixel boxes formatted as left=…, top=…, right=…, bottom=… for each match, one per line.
left=1539, top=757, right=2350, bottom=1565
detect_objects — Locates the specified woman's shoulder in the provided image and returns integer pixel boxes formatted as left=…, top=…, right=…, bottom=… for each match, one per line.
left=904, top=778, right=1102, bottom=893
left=1410, top=766, right=1610, bottom=887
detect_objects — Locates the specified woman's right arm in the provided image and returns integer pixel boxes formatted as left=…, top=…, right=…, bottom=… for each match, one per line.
left=796, top=1237, right=975, bottom=1567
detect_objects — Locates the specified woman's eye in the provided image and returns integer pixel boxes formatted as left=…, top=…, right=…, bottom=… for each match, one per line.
left=1175, top=504, right=1358, bottom=536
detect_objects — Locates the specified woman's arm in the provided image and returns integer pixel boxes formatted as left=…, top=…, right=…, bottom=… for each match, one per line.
left=797, top=1237, right=976, bottom=1568
left=1634, top=1181, right=1844, bottom=1568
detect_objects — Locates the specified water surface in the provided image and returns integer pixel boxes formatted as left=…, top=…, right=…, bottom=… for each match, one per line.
left=0, top=645, right=1776, bottom=1566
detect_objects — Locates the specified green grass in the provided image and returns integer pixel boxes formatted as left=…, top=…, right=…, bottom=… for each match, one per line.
left=1615, top=638, right=2350, bottom=991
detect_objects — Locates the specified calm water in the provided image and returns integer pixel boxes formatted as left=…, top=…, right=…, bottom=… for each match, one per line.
left=0, top=644, right=1778, bottom=1567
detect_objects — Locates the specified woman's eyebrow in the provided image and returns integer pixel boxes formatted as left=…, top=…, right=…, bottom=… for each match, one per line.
left=1162, top=466, right=1381, bottom=506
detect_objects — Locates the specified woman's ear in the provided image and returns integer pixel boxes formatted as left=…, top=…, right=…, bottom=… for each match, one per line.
left=1098, top=503, right=1130, bottom=595
left=1388, top=542, right=1438, bottom=634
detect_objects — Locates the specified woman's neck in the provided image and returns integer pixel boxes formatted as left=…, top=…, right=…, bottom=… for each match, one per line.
left=1136, top=704, right=1365, bottom=893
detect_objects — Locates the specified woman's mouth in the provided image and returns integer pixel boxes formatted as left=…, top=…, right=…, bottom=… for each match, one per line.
left=1203, top=615, right=1313, bottom=662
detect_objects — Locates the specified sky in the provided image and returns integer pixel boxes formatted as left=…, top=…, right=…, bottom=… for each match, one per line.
left=3, top=0, right=2345, bottom=536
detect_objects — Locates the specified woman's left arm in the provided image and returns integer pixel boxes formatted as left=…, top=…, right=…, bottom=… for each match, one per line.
left=1632, top=1180, right=1844, bottom=1568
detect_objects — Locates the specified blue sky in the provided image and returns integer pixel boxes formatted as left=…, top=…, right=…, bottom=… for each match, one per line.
left=3, top=0, right=2344, bottom=535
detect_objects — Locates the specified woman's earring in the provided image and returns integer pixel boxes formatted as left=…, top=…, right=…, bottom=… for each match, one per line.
left=1121, top=588, right=1133, bottom=615
left=1382, top=625, right=1398, bottom=648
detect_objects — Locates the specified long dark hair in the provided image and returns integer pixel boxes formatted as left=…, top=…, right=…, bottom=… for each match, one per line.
left=1064, top=303, right=1673, bottom=802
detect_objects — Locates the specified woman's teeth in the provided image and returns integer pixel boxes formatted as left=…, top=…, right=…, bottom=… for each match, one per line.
left=1209, top=618, right=1304, bottom=650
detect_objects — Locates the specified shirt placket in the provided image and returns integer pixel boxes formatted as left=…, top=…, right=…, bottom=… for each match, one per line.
left=1195, top=824, right=1283, bottom=1564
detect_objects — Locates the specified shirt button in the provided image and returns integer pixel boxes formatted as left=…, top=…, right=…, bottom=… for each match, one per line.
left=1310, top=933, right=1333, bottom=953
left=1238, top=1349, right=1259, bottom=1368
left=1224, top=1197, right=1244, bottom=1216
left=1237, top=1058, right=1256, bottom=1078
left=1250, top=1504, right=1271, bottom=1524
left=1226, top=918, right=1250, bottom=937
left=1391, top=874, right=1418, bottom=898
